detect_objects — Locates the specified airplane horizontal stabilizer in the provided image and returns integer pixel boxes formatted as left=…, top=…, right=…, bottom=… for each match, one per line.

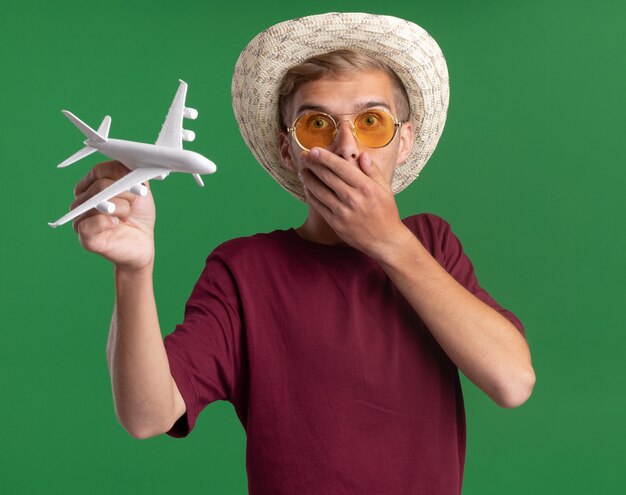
left=62, top=110, right=107, bottom=142
left=57, top=145, right=97, bottom=168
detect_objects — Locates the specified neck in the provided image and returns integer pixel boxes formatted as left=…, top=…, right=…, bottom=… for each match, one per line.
left=295, top=206, right=347, bottom=246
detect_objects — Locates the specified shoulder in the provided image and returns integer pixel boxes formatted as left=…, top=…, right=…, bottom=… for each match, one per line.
left=402, top=213, right=461, bottom=265
left=190, top=230, right=292, bottom=287
left=402, top=212, right=453, bottom=241
left=208, top=229, right=294, bottom=268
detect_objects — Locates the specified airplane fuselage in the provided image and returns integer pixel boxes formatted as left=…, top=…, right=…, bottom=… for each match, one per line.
left=89, top=138, right=216, bottom=175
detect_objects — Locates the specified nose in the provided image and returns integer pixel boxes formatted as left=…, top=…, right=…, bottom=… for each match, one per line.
left=329, top=120, right=359, bottom=162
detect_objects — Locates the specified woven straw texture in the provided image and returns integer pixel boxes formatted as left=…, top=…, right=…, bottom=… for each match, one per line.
left=232, top=12, right=449, bottom=202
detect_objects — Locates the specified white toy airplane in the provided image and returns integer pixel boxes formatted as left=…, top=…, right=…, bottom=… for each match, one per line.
left=49, top=80, right=216, bottom=228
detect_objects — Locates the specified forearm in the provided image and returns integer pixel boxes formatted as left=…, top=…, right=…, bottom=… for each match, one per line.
left=377, top=226, right=535, bottom=408
left=107, top=265, right=184, bottom=438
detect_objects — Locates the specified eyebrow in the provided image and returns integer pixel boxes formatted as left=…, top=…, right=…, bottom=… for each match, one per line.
left=294, top=100, right=393, bottom=117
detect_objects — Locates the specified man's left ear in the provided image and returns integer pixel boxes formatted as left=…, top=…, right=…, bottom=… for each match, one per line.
left=279, top=131, right=296, bottom=172
left=396, top=122, right=415, bottom=164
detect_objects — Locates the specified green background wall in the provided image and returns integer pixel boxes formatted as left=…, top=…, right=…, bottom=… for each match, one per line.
left=1, top=0, right=624, bottom=493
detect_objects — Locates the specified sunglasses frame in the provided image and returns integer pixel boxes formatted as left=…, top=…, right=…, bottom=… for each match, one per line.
left=287, top=108, right=404, bottom=151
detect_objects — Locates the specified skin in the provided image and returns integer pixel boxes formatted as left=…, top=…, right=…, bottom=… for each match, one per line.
left=72, top=68, right=534, bottom=439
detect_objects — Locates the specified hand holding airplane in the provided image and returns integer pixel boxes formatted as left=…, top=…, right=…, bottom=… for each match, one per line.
left=49, top=80, right=216, bottom=228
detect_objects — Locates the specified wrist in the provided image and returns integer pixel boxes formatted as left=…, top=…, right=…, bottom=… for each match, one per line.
left=114, top=260, right=154, bottom=281
left=114, top=262, right=155, bottom=311
left=377, top=225, right=436, bottom=275
left=370, top=223, right=418, bottom=266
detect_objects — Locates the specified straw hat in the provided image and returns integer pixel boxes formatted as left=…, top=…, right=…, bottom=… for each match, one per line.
left=232, top=12, right=449, bottom=202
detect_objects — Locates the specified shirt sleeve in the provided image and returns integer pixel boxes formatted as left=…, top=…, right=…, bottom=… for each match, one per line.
left=409, top=213, right=525, bottom=336
left=439, top=217, right=525, bottom=336
left=163, top=252, right=245, bottom=438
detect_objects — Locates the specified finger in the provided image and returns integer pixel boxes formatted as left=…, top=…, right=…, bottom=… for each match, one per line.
left=358, top=152, right=382, bottom=180
left=300, top=155, right=354, bottom=203
left=308, top=147, right=364, bottom=188
left=98, top=196, right=132, bottom=220
left=74, top=161, right=131, bottom=196
left=300, top=168, right=340, bottom=213
left=72, top=208, right=105, bottom=233
left=71, top=177, right=136, bottom=210
left=75, top=213, right=119, bottom=247
left=302, top=183, right=334, bottom=221
left=358, top=152, right=389, bottom=190
left=70, top=196, right=132, bottom=233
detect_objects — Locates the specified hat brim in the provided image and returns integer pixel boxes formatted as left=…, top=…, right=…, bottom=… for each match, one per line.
left=232, top=12, right=450, bottom=202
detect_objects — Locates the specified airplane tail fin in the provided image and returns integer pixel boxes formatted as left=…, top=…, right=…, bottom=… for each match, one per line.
left=62, top=110, right=109, bottom=142
left=97, top=115, right=111, bottom=139
left=57, top=145, right=98, bottom=168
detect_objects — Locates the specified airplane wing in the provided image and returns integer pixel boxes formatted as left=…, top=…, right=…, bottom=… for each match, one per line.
left=155, top=80, right=188, bottom=149
left=48, top=166, right=168, bottom=228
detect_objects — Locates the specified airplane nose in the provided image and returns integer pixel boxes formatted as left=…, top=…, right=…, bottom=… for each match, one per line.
left=187, top=150, right=217, bottom=174
left=202, top=156, right=217, bottom=174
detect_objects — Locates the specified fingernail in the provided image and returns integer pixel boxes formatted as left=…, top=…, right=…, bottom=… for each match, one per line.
left=310, top=148, right=320, bottom=158
left=111, top=216, right=119, bottom=225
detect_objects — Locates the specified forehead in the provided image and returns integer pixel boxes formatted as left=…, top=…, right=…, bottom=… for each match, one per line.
left=288, top=70, right=398, bottom=119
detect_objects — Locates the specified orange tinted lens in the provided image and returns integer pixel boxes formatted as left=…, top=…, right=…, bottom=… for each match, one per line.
left=294, top=113, right=336, bottom=149
left=354, top=110, right=396, bottom=147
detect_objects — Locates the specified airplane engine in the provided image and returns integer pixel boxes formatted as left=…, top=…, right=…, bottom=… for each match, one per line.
left=182, top=129, right=196, bottom=142
left=96, top=200, right=116, bottom=214
left=130, top=184, right=148, bottom=196
left=183, top=107, right=198, bottom=120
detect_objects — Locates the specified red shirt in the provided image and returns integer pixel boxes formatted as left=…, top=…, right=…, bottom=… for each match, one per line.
left=164, top=213, right=524, bottom=494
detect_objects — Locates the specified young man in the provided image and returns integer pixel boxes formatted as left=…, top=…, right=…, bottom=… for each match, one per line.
left=71, top=13, right=534, bottom=495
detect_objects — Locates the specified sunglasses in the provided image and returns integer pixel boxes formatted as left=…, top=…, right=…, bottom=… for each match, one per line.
left=287, top=109, right=404, bottom=151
